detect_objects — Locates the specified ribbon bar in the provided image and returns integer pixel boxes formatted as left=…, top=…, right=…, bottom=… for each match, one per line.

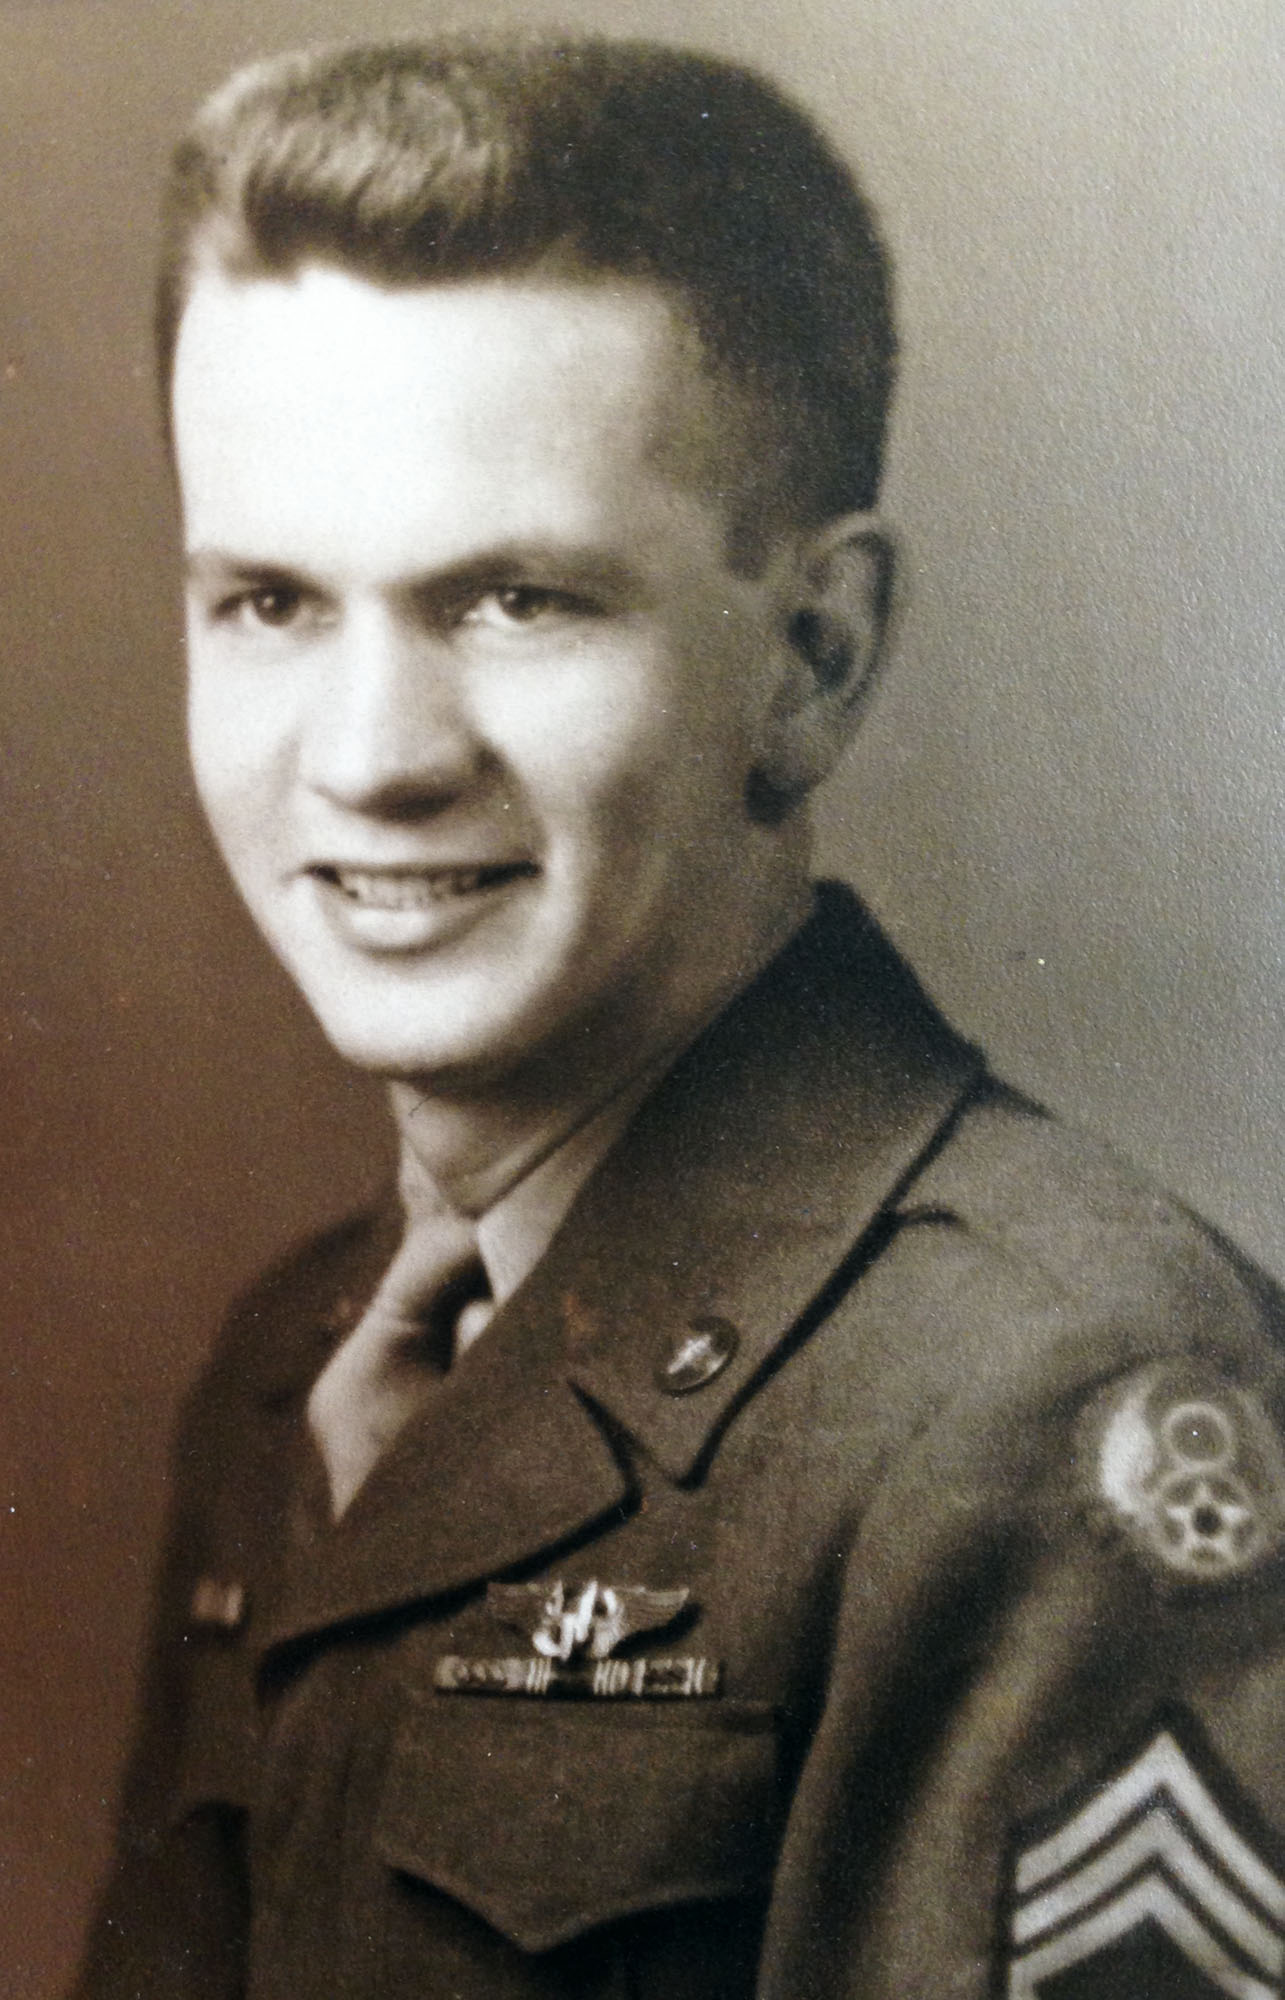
left=434, top=1653, right=722, bottom=1698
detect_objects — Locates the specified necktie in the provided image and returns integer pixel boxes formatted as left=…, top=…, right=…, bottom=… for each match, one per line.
left=307, top=1208, right=492, bottom=1517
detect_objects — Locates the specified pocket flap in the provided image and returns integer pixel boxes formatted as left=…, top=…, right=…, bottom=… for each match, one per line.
left=375, top=1693, right=782, bottom=1952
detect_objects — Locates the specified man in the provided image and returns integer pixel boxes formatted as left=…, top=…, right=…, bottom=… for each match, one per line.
left=77, top=33, right=1285, bottom=2000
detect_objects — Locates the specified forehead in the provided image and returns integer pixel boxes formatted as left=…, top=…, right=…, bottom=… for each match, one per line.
left=171, top=265, right=745, bottom=561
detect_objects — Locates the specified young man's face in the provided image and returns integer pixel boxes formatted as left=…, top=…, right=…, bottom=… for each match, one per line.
left=174, top=266, right=809, bottom=1095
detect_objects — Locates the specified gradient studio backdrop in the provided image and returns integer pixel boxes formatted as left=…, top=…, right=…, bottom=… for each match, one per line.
left=2, top=0, right=1282, bottom=1990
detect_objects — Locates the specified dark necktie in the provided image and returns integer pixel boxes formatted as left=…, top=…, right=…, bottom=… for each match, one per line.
left=307, top=1209, right=492, bottom=1517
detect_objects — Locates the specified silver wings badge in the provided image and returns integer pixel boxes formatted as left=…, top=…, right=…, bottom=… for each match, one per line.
left=435, top=1578, right=715, bottom=1698
left=486, top=1578, right=691, bottom=1661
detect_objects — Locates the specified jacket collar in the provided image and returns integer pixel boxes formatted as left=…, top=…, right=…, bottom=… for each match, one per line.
left=258, top=884, right=984, bottom=1653
left=554, top=882, right=984, bottom=1479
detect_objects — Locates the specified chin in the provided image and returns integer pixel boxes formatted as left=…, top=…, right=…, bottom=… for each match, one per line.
left=312, top=1014, right=464, bottom=1081
left=287, top=943, right=614, bottom=1092
left=305, top=994, right=521, bottom=1090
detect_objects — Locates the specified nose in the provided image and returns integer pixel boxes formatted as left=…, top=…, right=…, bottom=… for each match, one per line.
left=300, top=605, right=482, bottom=815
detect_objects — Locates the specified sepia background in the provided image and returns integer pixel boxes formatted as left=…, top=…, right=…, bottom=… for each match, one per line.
left=1, top=0, right=1282, bottom=1990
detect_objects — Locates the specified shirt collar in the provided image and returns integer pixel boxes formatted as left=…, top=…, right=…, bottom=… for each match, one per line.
left=392, top=900, right=816, bottom=1321
left=472, top=1067, right=662, bottom=1307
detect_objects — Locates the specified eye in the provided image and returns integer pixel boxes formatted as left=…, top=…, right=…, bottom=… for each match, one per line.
left=227, top=583, right=306, bottom=629
left=196, top=577, right=325, bottom=637
left=461, top=585, right=592, bottom=630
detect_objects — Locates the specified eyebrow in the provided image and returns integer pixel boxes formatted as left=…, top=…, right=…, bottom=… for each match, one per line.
left=183, top=542, right=649, bottom=606
left=184, top=552, right=309, bottom=590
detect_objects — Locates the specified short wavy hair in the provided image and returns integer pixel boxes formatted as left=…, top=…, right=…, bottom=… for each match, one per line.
left=158, top=35, right=896, bottom=533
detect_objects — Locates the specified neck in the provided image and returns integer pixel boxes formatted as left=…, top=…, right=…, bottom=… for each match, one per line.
left=389, top=880, right=814, bottom=1215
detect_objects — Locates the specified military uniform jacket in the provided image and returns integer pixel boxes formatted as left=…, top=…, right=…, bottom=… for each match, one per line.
left=78, top=886, right=1285, bottom=2000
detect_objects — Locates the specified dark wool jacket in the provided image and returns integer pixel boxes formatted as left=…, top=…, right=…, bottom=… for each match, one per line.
left=77, top=886, right=1285, bottom=2000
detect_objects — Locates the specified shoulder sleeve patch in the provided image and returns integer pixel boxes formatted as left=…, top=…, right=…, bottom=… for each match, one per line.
left=1004, top=1721, right=1285, bottom=1997
left=1081, top=1363, right=1285, bottom=1586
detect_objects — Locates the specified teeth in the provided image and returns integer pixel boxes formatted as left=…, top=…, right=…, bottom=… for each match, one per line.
left=329, top=866, right=517, bottom=910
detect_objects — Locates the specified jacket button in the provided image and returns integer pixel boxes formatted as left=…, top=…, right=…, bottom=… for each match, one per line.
left=657, top=1317, right=740, bottom=1394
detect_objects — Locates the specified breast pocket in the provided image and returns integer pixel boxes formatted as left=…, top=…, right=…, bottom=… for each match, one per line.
left=374, top=1691, right=784, bottom=1953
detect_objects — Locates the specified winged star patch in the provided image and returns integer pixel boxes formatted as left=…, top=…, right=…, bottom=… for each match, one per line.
left=1004, top=1724, right=1285, bottom=1997
left=1084, top=1363, right=1285, bottom=1587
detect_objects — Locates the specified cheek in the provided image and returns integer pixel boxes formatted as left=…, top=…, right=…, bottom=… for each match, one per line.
left=483, top=653, right=673, bottom=815
left=187, top=636, right=294, bottom=770
left=487, top=631, right=752, bottom=837
left=186, top=669, right=290, bottom=860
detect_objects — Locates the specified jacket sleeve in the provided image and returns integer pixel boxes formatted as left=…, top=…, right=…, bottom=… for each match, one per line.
left=69, top=1208, right=383, bottom=2000
left=70, top=1371, right=252, bottom=2000
left=758, top=1343, right=1285, bottom=2000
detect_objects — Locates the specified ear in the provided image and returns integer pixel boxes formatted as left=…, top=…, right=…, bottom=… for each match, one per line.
left=750, top=514, right=894, bottom=818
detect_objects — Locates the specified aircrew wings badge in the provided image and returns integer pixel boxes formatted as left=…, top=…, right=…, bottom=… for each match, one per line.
left=1004, top=1722, right=1285, bottom=1997
left=486, top=1579, right=691, bottom=1662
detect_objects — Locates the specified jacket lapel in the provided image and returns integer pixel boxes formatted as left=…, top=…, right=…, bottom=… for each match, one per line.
left=257, top=884, right=984, bottom=1652
left=259, top=1289, right=631, bottom=1651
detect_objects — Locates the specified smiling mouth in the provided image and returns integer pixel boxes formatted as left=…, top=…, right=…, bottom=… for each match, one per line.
left=313, top=862, right=538, bottom=911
